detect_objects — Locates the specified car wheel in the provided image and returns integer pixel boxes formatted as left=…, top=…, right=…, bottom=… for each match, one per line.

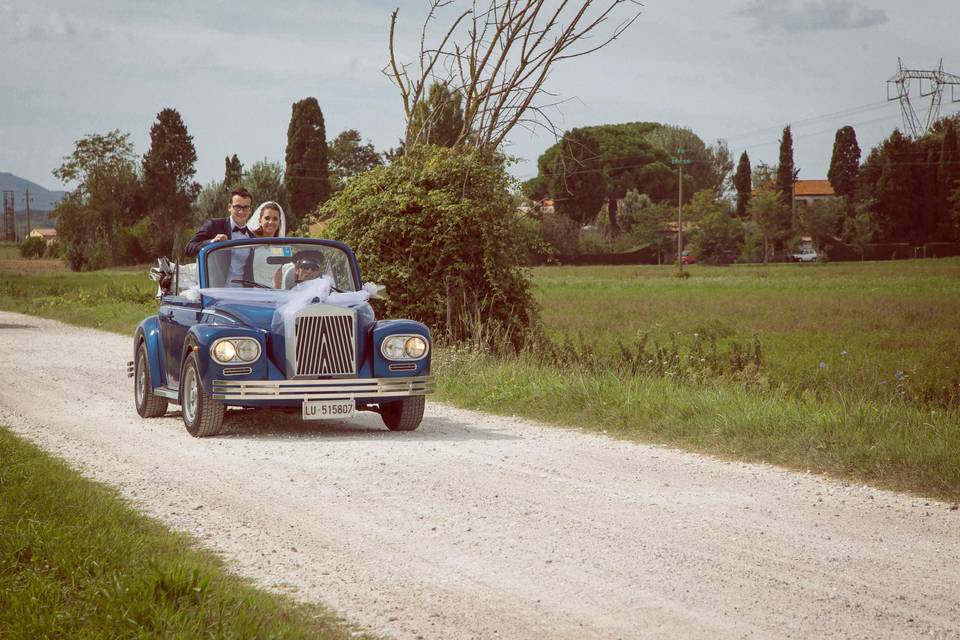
left=380, top=396, right=425, bottom=431
left=135, top=342, right=168, bottom=418
left=180, top=353, right=225, bottom=438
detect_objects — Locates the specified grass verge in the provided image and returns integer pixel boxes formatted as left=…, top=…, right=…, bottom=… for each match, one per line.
left=434, top=348, right=960, bottom=501
left=0, top=427, right=373, bottom=639
left=0, top=269, right=156, bottom=334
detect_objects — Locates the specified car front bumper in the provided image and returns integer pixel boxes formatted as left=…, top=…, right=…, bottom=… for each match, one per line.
left=210, top=375, right=434, bottom=401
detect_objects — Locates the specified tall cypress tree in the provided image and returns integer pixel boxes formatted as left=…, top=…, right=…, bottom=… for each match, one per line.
left=777, top=125, right=796, bottom=205
left=827, top=126, right=860, bottom=203
left=285, top=97, right=330, bottom=228
left=224, top=154, right=242, bottom=187
left=733, top=151, right=752, bottom=218
left=142, top=108, right=198, bottom=256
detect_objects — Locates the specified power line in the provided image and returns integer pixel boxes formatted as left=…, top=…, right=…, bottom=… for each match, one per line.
left=724, top=100, right=896, bottom=142
left=741, top=111, right=913, bottom=150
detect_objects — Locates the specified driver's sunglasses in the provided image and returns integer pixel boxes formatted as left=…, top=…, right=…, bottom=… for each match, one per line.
left=295, top=260, right=321, bottom=271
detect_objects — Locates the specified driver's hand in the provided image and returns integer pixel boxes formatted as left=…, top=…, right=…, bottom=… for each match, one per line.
left=210, top=234, right=228, bottom=243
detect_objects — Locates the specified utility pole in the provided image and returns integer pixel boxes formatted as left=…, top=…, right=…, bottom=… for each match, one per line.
left=24, top=189, right=32, bottom=236
left=671, top=148, right=691, bottom=273
left=2, top=191, right=14, bottom=242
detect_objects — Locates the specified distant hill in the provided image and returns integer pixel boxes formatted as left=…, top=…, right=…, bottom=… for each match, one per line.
left=0, top=172, right=67, bottom=212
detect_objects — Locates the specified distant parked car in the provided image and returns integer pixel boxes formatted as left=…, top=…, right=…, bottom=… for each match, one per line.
left=680, top=251, right=696, bottom=265
left=789, top=248, right=818, bottom=263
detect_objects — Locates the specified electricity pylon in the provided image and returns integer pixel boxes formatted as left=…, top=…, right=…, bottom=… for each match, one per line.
left=887, top=58, right=960, bottom=138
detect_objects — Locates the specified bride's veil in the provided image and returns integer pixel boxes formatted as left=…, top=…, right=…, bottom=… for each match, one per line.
left=248, top=201, right=287, bottom=237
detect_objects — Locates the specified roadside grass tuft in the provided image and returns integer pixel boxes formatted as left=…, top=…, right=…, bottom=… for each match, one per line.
left=0, top=427, right=374, bottom=639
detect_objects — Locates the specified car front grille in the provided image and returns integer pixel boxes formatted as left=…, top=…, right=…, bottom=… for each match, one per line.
left=294, top=313, right=356, bottom=376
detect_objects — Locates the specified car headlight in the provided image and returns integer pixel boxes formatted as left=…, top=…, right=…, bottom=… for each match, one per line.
left=381, top=334, right=429, bottom=361
left=211, top=338, right=261, bottom=364
left=404, top=336, right=428, bottom=359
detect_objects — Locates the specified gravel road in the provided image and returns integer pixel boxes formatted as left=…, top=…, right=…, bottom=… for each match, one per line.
left=1, top=310, right=958, bottom=639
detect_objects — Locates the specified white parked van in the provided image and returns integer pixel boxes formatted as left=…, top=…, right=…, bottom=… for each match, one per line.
left=789, top=248, right=818, bottom=263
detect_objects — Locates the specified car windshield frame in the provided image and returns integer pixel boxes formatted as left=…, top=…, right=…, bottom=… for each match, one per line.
left=197, top=238, right=361, bottom=292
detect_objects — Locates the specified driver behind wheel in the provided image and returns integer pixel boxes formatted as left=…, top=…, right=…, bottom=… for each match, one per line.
left=293, top=250, right=325, bottom=284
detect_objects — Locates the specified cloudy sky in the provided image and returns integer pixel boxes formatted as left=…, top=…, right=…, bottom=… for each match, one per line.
left=2, top=0, right=958, bottom=193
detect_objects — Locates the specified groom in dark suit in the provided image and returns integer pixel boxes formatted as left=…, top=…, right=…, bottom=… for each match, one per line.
left=184, top=187, right=255, bottom=257
left=185, top=187, right=256, bottom=286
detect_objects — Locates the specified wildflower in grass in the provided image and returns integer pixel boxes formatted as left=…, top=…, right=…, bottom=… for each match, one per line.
left=819, top=361, right=826, bottom=369
left=840, top=350, right=848, bottom=358
left=895, top=370, right=907, bottom=382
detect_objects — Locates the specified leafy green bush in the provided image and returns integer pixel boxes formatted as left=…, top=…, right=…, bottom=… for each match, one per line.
left=309, top=146, right=538, bottom=345
left=19, top=237, right=46, bottom=258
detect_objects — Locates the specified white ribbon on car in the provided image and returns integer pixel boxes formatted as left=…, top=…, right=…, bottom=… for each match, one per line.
left=181, top=277, right=376, bottom=337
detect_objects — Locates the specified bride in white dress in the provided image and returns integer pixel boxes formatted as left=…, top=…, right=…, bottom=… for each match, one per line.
left=247, top=201, right=288, bottom=287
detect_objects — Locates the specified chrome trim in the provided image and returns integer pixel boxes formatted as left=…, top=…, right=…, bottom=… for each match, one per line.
left=161, top=304, right=202, bottom=312
left=126, top=360, right=135, bottom=378
left=210, top=337, right=262, bottom=365
left=153, top=386, right=180, bottom=400
left=223, top=366, right=253, bottom=376
left=380, top=334, right=430, bottom=361
left=202, top=310, right=238, bottom=324
left=388, top=363, right=417, bottom=372
left=211, top=375, right=434, bottom=401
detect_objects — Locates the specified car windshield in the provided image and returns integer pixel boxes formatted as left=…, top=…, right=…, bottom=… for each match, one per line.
left=203, top=242, right=357, bottom=291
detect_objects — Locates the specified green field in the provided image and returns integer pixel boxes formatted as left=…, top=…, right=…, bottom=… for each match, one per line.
left=532, top=260, right=960, bottom=409
left=1, top=244, right=958, bottom=499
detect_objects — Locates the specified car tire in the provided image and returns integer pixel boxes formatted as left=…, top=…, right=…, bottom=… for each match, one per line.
left=380, top=396, right=425, bottom=431
left=180, top=353, right=225, bottom=438
left=135, top=342, right=168, bottom=418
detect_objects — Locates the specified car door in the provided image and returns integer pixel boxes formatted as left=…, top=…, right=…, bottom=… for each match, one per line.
left=159, top=295, right=202, bottom=389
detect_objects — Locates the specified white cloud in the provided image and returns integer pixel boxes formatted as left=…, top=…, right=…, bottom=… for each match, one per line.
left=737, top=0, right=888, bottom=32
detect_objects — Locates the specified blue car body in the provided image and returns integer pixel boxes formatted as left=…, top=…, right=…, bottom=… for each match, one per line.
left=131, top=237, right=432, bottom=436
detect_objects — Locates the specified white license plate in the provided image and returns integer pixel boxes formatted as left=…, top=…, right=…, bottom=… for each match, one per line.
left=302, top=399, right=355, bottom=420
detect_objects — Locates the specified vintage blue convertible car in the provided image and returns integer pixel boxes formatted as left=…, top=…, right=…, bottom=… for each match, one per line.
left=130, top=237, right=433, bottom=437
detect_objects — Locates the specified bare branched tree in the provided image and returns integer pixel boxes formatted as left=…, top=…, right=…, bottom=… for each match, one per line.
left=386, top=0, right=643, bottom=152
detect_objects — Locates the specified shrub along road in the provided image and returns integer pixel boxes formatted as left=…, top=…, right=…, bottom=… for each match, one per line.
left=0, top=309, right=958, bottom=639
